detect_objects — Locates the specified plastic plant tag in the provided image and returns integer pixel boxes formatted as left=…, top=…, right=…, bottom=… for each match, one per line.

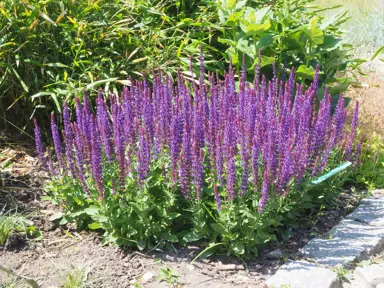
left=312, top=161, right=352, bottom=185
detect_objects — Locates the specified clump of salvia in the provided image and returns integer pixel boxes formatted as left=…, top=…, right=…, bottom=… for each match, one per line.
left=34, top=57, right=361, bottom=212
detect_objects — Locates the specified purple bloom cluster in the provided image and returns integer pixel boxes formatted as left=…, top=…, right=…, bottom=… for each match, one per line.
left=35, top=58, right=361, bottom=211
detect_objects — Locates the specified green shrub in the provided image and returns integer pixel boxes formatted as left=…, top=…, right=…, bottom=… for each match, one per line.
left=0, top=0, right=366, bottom=132
left=0, top=0, right=217, bottom=130
left=348, top=132, right=384, bottom=190
left=214, top=0, right=361, bottom=88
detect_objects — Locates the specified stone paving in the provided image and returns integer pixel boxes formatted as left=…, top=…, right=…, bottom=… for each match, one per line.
left=267, top=191, right=384, bottom=288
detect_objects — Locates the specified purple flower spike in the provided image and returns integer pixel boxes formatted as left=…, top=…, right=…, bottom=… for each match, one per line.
left=258, top=170, right=269, bottom=212
left=50, top=113, right=64, bottom=170
left=63, top=104, right=76, bottom=178
left=138, top=127, right=151, bottom=184
left=213, top=183, right=222, bottom=211
left=90, top=116, right=104, bottom=198
left=33, top=118, right=47, bottom=170
left=33, top=54, right=359, bottom=210
left=353, top=134, right=365, bottom=166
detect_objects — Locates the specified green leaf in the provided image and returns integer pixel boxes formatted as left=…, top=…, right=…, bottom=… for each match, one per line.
left=84, top=206, right=100, bottom=216
left=138, top=239, right=146, bottom=251
left=86, top=78, right=118, bottom=90
left=254, top=6, right=271, bottom=22
left=236, top=39, right=252, bottom=56
left=88, top=222, right=102, bottom=229
left=44, top=63, right=69, bottom=68
left=59, top=217, right=69, bottom=225
left=260, top=55, right=275, bottom=67
left=320, top=35, right=340, bottom=51
left=371, top=45, right=384, bottom=61
left=303, top=26, right=324, bottom=45
left=48, top=212, right=64, bottom=221
left=240, top=20, right=271, bottom=35
left=210, top=223, right=226, bottom=234
left=101, top=233, right=118, bottom=245
left=183, top=231, right=202, bottom=242
left=329, top=84, right=349, bottom=95
left=226, top=11, right=243, bottom=26
left=257, top=34, right=274, bottom=50
left=168, top=212, right=181, bottom=220
left=161, top=233, right=178, bottom=243
left=297, top=65, right=315, bottom=79
left=11, top=68, right=28, bottom=92
left=232, top=242, right=245, bottom=255
left=235, top=0, right=248, bottom=11
left=190, top=243, right=224, bottom=265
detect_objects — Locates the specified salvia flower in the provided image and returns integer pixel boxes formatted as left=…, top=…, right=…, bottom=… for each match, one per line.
left=34, top=58, right=360, bottom=212
left=50, top=113, right=64, bottom=170
left=34, top=118, right=47, bottom=170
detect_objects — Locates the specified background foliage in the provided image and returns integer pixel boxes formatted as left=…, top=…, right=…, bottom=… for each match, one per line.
left=0, top=0, right=366, bottom=132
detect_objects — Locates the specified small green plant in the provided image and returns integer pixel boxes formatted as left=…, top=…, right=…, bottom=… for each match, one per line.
left=0, top=212, right=41, bottom=246
left=333, top=266, right=350, bottom=282
left=61, top=267, right=87, bottom=288
left=157, top=266, right=179, bottom=286
left=348, top=132, right=384, bottom=190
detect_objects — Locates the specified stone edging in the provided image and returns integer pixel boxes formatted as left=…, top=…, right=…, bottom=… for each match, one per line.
left=266, top=192, right=384, bottom=288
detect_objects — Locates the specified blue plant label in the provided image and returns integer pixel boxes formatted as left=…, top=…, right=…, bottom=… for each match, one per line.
left=312, top=161, right=352, bottom=184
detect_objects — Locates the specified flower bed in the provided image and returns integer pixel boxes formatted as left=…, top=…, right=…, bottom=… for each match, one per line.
left=35, top=59, right=362, bottom=256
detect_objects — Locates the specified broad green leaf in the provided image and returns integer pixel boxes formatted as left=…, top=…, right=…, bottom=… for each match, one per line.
left=137, top=239, right=146, bottom=251
left=243, top=7, right=256, bottom=23
left=227, top=0, right=236, bottom=10
left=303, top=26, right=324, bottom=45
left=183, top=231, right=202, bottom=242
left=48, top=212, right=64, bottom=221
left=218, top=8, right=228, bottom=24
left=297, top=65, right=315, bottom=79
left=59, top=217, right=69, bottom=225
left=240, top=20, right=271, bottom=35
left=190, top=243, right=224, bottom=265
left=101, top=234, right=117, bottom=245
left=210, top=223, right=226, bottom=234
left=84, top=206, right=100, bottom=216
left=257, top=34, right=274, bottom=50
left=236, top=39, right=252, bottom=56
left=329, top=84, right=349, bottom=95
left=161, top=233, right=178, bottom=243
left=235, top=0, right=247, bottom=10
left=260, top=55, right=275, bottom=67
left=255, top=6, right=271, bottom=22
left=88, top=222, right=102, bottom=229
left=226, top=11, right=243, bottom=26
left=320, top=35, right=340, bottom=51
left=232, top=242, right=245, bottom=255
left=225, top=47, right=239, bottom=65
